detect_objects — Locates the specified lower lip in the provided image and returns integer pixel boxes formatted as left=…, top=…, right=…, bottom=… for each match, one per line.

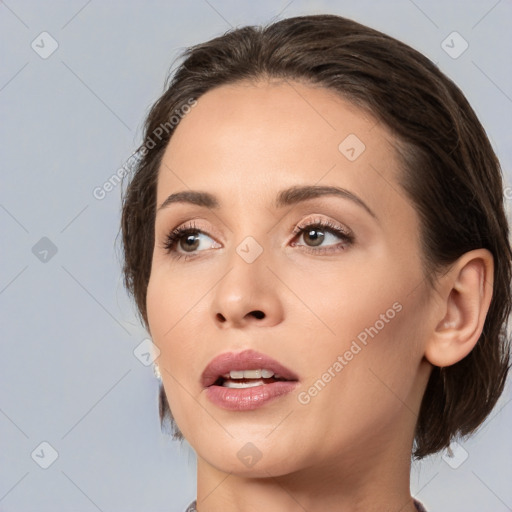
left=205, top=381, right=299, bottom=411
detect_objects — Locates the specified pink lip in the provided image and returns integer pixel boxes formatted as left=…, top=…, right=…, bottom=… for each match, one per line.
left=201, top=349, right=299, bottom=387
left=201, top=349, right=299, bottom=411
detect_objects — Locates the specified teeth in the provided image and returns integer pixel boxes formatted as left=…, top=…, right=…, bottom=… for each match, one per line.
left=223, top=369, right=276, bottom=380
left=242, top=369, right=261, bottom=379
left=222, top=379, right=265, bottom=388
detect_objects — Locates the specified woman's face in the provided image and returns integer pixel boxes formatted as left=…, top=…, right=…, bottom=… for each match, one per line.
left=146, top=80, right=434, bottom=476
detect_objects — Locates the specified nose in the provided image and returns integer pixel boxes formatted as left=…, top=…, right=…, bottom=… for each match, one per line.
left=210, top=247, right=284, bottom=329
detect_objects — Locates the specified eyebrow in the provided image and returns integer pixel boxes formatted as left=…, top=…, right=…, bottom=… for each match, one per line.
left=156, top=185, right=377, bottom=219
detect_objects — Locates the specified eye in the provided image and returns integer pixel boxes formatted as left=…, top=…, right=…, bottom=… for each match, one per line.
left=291, top=217, right=354, bottom=254
left=160, top=217, right=354, bottom=261
left=160, top=221, right=220, bottom=260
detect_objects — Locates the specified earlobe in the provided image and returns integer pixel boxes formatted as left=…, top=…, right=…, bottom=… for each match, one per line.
left=424, top=249, right=494, bottom=368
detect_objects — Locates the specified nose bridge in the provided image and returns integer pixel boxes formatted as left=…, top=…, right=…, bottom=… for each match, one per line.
left=209, top=229, right=284, bottom=329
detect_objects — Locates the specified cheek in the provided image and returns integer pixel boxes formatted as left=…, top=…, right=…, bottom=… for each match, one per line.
left=146, top=264, right=206, bottom=342
left=290, top=252, right=426, bottom=403
left=146, top=263, right=219, bottom=395
left=146, top=270, right=201, bottom=427
left=146, top=272, right=172, bottom=342
left=287, top=253, right=408, bottom=350
left=146, top=268, right=201, bottom=375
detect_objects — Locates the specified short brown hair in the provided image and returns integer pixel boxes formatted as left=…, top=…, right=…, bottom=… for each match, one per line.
left=120, top=14, right=511, bottom=459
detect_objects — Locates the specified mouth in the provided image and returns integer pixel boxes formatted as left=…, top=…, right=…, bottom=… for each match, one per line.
left=201, top=349, right=299, bottom=411
left=201, top=348, right=299, bottom=388
left=212, top=370, right=292, bottom=389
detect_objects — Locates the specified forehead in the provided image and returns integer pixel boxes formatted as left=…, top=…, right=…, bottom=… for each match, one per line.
left=156, top=80, right=409, bottom=222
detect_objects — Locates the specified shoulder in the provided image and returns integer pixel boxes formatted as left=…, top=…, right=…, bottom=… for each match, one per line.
left=414, top=498, right=428, bottom=511
left=185, top=498, right=427, bottom=511
left=185, top=500, right=197, bottom=512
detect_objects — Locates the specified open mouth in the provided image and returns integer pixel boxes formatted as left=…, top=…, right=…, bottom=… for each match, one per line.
left=201, top=349, right=299, bottom=390
left=212, top=371, right=292, bottom=389
left=203, top=359, right=300, bottom=411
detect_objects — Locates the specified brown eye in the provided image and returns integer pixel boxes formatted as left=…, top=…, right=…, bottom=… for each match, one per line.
left=291, top=218, right=354, bottom=255
left=295, top=223, right=351, bottom=248
left=179, top=232, right=201, bottom=252
left=162, top=222, right=220, bottom=260
left=164, top=229, right=214, bottom=253
left=302, top=227, right=325, bottom=247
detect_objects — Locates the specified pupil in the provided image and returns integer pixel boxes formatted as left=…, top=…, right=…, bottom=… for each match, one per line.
left=306, top=228, right=324, bottom=247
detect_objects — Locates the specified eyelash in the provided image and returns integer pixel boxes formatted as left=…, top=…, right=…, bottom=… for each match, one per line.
left=161, top=217, right=354, bottom=261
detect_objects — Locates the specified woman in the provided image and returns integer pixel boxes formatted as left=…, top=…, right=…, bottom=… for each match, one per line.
left=120, top=14, right=511, bottom=512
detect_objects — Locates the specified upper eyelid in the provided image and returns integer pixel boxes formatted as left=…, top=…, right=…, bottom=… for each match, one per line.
left=171, top=215, right=348, bottom=233
left=294, top=216, right=351, bottom=233
left=167, top=216, right=351, bottom=244
left=160, top=217, right=354, bottom=259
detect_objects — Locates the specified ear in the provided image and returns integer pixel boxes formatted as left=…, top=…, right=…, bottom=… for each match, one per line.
left=424, top=249, right=494, bottom=367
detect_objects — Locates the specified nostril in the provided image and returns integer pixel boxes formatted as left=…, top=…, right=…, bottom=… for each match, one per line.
left=215, top=310, right=265, bottom=322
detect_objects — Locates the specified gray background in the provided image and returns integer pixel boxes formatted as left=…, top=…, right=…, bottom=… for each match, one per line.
left=1, top=1, right=511, bottom=511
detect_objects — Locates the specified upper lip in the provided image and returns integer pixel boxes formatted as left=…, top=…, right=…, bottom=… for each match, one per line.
left=201, top=349, right=299, bottom=388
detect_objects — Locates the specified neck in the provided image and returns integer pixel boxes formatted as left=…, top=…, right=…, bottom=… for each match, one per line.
left=195, top=419, right=418, bottom=512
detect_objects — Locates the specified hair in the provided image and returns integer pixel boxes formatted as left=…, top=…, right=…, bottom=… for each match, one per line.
left=120, top=14, right=512, bottom=459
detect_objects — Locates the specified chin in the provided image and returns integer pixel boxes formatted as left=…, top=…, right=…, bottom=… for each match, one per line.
left=193, top=434, right=305, bottom=476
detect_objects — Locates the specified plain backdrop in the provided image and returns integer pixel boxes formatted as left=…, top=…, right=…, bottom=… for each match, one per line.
left=1, top=1, right=511, bottom=511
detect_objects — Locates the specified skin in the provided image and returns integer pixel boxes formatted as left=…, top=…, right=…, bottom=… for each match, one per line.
left=146, top=80, right=493, bottom=512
